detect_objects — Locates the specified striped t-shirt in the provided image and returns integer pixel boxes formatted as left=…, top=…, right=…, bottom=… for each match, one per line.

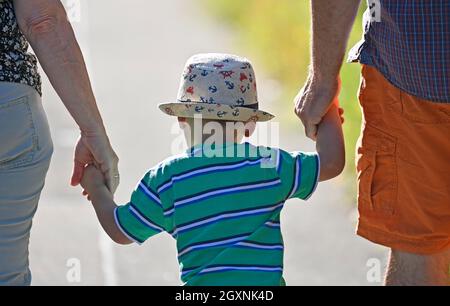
left=115, top=142, right=320, bottom=286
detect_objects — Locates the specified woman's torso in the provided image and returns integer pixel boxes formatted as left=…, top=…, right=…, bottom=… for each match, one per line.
left=0, top=0, right=41, bottom=95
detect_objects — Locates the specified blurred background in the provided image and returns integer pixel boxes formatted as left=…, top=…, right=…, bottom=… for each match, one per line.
left=204, top=0, right=365, bottom=178
left=29, top=0, right=387, bottom=286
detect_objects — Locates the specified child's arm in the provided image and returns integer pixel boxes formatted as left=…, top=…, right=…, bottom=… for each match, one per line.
left=316, top=101, right=345, bottom=181
left=81, top=166, right=132, bottom=245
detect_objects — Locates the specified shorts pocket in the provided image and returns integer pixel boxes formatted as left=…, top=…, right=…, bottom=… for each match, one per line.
left=0, top=96, right=37, bottom=169
left=357, top=124, right=397, bottom=216
left=399, top=91, right=450, bottom=124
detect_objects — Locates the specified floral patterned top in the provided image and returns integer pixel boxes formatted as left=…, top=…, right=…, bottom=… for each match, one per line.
left=0, top=0, right=41, bottom=95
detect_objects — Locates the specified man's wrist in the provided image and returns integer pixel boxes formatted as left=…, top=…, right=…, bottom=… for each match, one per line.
left=308, top=72, right=341, bottom=101
left=309, top=68, right=340, bottom=84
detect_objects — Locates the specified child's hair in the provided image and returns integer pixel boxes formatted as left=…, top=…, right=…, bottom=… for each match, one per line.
left=179, top=117, right=256, bottom=144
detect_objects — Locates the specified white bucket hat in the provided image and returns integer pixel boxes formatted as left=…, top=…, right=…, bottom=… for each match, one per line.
left=159, top=53, right=275, bottom=122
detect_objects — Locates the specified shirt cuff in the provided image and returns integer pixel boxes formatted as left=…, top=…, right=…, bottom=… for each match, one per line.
left=114, top=207, right=143, bottom=245
left=303, top=153, right=320, bottom=200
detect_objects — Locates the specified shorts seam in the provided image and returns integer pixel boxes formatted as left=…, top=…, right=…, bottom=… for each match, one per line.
left=358, top=222, right=450, bottom=246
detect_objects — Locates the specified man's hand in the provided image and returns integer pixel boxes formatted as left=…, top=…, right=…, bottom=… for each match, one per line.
left=294, top=76, right=341, bottom=140
left=71, top=132, right=119, bottom=194
left=295, top=0, right=360, bottom=140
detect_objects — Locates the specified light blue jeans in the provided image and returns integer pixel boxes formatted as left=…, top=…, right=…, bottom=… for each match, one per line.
left=0, top=82, right=53, bottom=285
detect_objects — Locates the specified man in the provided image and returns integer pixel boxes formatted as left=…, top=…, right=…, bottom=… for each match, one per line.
left=295, top=0, right=450, bottom=285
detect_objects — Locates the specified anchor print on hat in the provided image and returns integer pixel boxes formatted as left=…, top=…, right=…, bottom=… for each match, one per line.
left=159, top=53, right=274, bottom=122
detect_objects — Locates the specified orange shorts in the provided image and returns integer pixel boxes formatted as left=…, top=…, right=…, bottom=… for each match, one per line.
left=356, top=65, right=450, bottom=255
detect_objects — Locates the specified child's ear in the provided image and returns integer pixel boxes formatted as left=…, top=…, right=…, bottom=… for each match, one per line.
left=178, top=117, right=187, bottom=129
left=244, top=121, right=256, bottom=138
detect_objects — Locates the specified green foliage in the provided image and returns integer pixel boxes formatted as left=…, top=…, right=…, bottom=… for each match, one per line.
left=203, top=0, right=366, bottom=178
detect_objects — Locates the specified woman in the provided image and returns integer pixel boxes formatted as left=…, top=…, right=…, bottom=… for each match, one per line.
left=0, top=0, right=119, bottom=285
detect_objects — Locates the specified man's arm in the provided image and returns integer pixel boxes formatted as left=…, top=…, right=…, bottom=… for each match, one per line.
left=295, top=0, right=361, bottom=140
left=316, top=102, right=345, bottom=181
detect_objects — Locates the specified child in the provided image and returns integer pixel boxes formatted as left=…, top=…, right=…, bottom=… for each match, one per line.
left=80, top=54, right=345, bottom=286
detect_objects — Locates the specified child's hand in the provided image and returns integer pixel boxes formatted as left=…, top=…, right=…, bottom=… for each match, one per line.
left=338, top=107, right=345, bottom=124
left=80, top=165, right=107, bottom=199
left=316, top=103, right=346, bottom=181
left=333, top=97, right=345, bottom=124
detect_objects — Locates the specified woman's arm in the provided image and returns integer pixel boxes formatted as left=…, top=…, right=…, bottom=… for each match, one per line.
left=14, top=0, right=102, bottom=134
left=13, top=0, right=119, bottom=192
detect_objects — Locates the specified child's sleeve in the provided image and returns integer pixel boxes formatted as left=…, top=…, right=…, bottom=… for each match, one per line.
left=278, top=150, right=320, bottom=201
left=114, top=169, right=170, bottom=244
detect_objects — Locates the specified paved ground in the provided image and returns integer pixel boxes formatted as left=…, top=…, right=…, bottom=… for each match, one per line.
left=29, top=0, right=388, bottom=286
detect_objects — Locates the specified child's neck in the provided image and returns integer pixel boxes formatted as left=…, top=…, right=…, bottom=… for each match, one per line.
left=188, top=138, right=240, bottom=148
left=187, top=131, right=244, bottom=148
left=181, top=118, right=246, bottom=149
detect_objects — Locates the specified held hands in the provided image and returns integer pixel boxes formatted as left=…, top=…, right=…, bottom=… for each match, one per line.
left=80, top=165, right=108, bottom=200
left=80, top=164, right=130, bottom=245
left=294, top=75, right=343, bottom=141
left=71, top=132, right=120, bottom=194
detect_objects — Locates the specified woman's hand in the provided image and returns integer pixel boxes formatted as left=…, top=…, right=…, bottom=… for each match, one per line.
left=71, top=132, right=119, bottom=194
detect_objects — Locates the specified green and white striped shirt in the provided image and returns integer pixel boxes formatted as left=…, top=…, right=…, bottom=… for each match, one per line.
left=115, top=142, right=320, bottom=286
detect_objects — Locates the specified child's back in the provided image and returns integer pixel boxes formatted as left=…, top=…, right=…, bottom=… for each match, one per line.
left=115, top=142, right=319, bottom=285
left=80, top=53, right=344, bottom=286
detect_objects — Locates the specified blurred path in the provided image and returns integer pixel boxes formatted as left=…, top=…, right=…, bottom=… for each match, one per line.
left=29, top=0, right=387, bottom=285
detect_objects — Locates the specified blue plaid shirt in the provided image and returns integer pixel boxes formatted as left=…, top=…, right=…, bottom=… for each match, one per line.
left=349, top=0, right=450, bottom=103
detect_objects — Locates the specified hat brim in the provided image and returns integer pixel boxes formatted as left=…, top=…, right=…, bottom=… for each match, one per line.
left=158, top=102, right=275, bottom=122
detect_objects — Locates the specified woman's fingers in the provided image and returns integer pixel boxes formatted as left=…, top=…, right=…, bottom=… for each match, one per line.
left=102, top=150, right=120, bottom=194
left=104, top=168, right=120, bottom=194
left=71, top=136, right=94, bottom=186
left=76, top=133, right=120, bottom=194
left=71, top=160, right=85, bottom=186
left=97, top=155, right=119, bottom=194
